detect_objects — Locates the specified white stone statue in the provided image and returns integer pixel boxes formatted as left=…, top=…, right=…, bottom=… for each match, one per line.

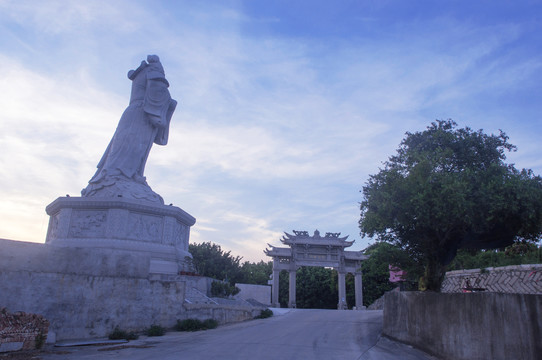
left=82, top=55, right=177, bottom=203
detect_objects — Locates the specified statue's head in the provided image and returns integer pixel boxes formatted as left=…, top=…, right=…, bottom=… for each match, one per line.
left=147, top=54, right=160, bottom=63
left=127, top=55, right=165, bottom=80
left=146, top=54, right=165, bottom=76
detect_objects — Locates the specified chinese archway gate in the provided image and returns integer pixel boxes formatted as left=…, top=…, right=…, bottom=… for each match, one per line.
left=264, top=230, right=369, bottom=310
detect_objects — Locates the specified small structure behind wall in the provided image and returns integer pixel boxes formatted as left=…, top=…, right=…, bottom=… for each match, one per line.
left=234, top=283, right=272, bottom=306
left=265, top=230, right=369, bottom=309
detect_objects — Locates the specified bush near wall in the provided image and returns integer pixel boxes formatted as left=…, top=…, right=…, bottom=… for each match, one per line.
left=175, top=318, right=218, bottom=331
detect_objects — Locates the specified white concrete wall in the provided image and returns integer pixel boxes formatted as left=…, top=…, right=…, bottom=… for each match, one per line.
left=383, top=291, right=542, bottom=360
left=235, top=283, right=271, bottom=305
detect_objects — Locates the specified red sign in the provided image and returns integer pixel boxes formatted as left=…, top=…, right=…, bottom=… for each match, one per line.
left=389, top=264, right=407, bottom=283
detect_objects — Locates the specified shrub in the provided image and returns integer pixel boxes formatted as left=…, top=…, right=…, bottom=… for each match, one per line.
left=108, top=326, right=139, bottom=340
left=176, top=318, right=203, bottom=331
left=254, top=309, right=273, bottom=319
left=176, top=318, right=218, bottom=331
left=202, top=318, right=218, bottom=329
left=147, top=324, right=166, bottom=337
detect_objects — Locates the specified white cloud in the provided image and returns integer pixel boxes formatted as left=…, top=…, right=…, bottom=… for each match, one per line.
left=191, top=210, right=284, bottom=262
left=0, top=56, right=126, bottom=242
left=0, top=0, right=144, bottom=35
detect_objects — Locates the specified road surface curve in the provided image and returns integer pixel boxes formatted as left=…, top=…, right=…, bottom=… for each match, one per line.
left=40, top=309, right=435, bottom=360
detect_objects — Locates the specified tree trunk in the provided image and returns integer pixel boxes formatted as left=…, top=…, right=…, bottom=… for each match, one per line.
left=424, top=258, right=445, bottom=292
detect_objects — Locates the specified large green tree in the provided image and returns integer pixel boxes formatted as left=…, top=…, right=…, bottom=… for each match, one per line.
left=189, top=242, right=243, bottom=284
left=359, top=120, right=542, bottom=291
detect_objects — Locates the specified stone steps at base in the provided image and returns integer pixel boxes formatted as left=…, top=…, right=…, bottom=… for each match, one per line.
left=184, top=287, right=217, bottom=305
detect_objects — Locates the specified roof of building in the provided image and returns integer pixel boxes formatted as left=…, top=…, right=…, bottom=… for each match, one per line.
left=279, top=230, right=354, bottom=247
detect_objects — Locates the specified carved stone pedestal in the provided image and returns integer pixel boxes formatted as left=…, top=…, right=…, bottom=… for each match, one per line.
left=45, top=197, right=196, bottom=275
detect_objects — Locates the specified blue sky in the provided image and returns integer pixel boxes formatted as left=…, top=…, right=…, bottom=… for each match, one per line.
left=1, top=0, right=541, bottom=262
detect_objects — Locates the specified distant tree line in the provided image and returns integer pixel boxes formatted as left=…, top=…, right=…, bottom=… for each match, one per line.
left=278, top=267, right=344, bottom=309
left=447, top=241, right=542, bottom=271
left=188, top=242, right=271, bottom=286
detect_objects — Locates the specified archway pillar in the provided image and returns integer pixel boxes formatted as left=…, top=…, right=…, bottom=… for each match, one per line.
left=288, top=268, right=297, bottom=308
left=271, top=265, right=280, bottom=308
left=337, top=271, right=347, bottom=310
left=354, top=272, right=364, bottom=310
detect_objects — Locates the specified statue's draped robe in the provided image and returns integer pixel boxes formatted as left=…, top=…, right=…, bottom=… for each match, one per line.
left=82, top=59, right=176, bottom=202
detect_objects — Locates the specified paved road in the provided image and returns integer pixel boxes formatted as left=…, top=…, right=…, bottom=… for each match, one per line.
left=40, top=309, right=435, bottom=360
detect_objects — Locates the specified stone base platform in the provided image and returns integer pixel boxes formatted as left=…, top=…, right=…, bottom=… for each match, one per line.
left=45, top=196, right=196, bottom=274
left=0, top=239, right=204, bottom=340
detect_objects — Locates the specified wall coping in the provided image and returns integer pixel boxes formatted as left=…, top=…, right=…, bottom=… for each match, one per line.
left=446, top=263, right=542, bottom=276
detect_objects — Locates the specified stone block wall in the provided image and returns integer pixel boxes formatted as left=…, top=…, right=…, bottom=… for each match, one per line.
left=0, top=239, right=261, bottom=341
left=0, top=308, right=49, bottom=353
left=442, top=264, right=542, bottom=294
left=183, top=303, right=263, bottom=324
left=383, top=291, right=542, bottom=360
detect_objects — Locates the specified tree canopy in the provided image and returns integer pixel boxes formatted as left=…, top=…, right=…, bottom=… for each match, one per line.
left=359, top=120, right=542, bottom=291
left=189, top=242, right=243, bottom=284
left=240, top=261, right=273, bottom=285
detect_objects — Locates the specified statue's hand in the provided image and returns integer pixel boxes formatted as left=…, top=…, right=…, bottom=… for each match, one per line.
left=148, top=114, right=164, bottom=128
